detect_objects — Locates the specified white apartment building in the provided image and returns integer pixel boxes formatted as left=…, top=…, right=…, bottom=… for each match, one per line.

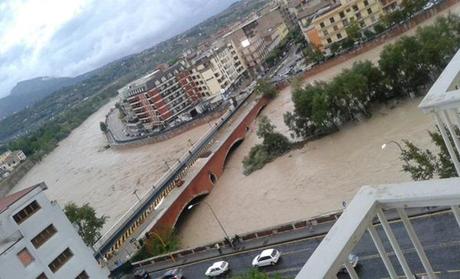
left=0, top=183, right=109, bottom=279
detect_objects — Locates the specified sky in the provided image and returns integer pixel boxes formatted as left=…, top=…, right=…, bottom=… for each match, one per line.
left=0, top=0, right=239, bottom=98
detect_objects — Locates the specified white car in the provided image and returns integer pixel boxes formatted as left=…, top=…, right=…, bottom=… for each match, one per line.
left=252, top=249, right=281, bottom=267
left=423, top=1, right=434, bottom=10
left=205, top=261, right=230, bottom=277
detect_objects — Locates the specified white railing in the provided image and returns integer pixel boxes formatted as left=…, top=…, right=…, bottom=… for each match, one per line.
left=296, top=178, right=460, bottom=279
left=297, top=49, right=460, bottom=279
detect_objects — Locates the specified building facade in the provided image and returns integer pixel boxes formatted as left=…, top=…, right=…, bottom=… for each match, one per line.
left=188, top=41, right=246, bottom=100
left=0, top=150, right=27, bottom=173
left=223, top=7, right=289, bottom=74
left=301, top=0, right=385, bottom=50
left=118, top=62, right=202, bottom=131
left=0, top=183, right=109, bottom=279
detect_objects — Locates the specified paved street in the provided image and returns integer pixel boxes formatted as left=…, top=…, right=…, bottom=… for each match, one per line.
left=143, top=210, right=460, bottom=278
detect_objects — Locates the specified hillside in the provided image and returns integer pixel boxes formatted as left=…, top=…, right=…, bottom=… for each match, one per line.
left=0, top=0, right=268, bottom=146
left=0, top=77, right=82, bottom=119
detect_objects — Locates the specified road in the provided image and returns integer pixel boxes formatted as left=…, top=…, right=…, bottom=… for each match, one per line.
left=143, top=210, right=460, bottom=278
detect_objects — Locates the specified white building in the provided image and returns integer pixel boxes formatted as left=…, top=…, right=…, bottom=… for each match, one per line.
left=0, top=183, right=109, bottom=279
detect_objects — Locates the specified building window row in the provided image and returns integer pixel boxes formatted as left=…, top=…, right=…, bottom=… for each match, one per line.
left=48, top=248, right=73, bottom=273
left=13, top=200, right=41, bottom=224
left=31, top=224, right=57, bottom=248
left=75, top=270, right=89, bottom=279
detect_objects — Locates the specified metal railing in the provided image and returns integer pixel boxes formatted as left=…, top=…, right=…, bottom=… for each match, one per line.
left=296, top=178, right=460, bottom=279
left=297, top=47, right=460, bottom=279
left=93, top=90, right=256, bottom=259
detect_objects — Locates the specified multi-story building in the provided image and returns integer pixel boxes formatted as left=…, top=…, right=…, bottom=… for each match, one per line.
left=223, top=7, right=289, bottom=74
left=188, top=41, right=246, bottom=100
left=0, top=150, right=27, bottom=173
left=118, top=62, right=202, bottom=131
left=0, top=182, right=109, bottom=279
left=301, top=0, right=385, bottom=50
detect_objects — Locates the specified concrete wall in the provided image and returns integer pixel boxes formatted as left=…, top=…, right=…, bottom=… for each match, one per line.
left=0, top=160, right=34, bottom=197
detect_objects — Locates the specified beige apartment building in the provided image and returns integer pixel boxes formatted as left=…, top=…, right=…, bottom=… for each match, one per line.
left=300, top=0, right=385, bottom=50
left=188, top=41, right=246, bottom=100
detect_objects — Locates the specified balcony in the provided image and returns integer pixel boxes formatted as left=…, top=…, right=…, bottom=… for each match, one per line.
left=297, top=51, right=460, bottom=278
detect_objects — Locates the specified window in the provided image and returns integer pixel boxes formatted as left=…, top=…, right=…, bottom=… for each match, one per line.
left=333, top=25, right=339, bottom=31
left=364, top=0, right=369, bottom=5
left=329, top=17, right=335, bottom=23
left=259, top=256, right=270, bottom=261
left=346, top=8, right=351, bottom=12
left=75, top=271, right=89, bottom=279
left=327, top=38, right=332, bottom=43
left=323, top=30, right=329, bottom=36
left=17, top=248, right=34, bottom=267
left=339, top=11, right=345, bottom=18
left=36, top=273, right=48, bottom=279
left=356, top=12, right=362, bottom=19
left=13, top=200, right=41, bottom=224
left=320, top=22, right=325, bottom=28
left=352, top=5, right=358, bottom=11
left=367, top=8, right=373, bottom=14
left=337, top=33, right=343, bottom=39
left=48, top=248, right=73, bottom=273
left=31, top=225, right=57, bottom=248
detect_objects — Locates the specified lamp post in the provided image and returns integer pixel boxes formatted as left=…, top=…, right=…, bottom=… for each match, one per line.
left=132, top=189, right=141, bottom=202
left=188, top=201, right=232, bottom=246
left=381, top=140, right=403, bottom=152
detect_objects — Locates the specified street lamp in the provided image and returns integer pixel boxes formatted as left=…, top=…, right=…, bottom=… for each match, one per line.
left=188, top=201, right=232, bottom=246
left=132, top=189, right=141, bottom=202
left=381, top=140, right=403, bottom=152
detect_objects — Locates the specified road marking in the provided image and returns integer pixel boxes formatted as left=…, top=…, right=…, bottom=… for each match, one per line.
left=447, top=269, right=460, bottom=273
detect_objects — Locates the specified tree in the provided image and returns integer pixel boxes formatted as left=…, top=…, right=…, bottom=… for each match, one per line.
left=64, top=203, right=107, bottom=246
left=256, top=116, right=275, bottom=138
left=303, top=44, right=324, bottom=64
left=99, top=122, right=108, bottom=133
left=345, top=19, right=361, bottom=42
left=255, top=80, right=278, bottom=99
left=400, top=130, right=457, bottom=181
left=232, top=269, right=282, bottom=279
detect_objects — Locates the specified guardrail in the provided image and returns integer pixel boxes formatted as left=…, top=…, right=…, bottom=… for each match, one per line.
left=93, top=90, right=256, bottom=259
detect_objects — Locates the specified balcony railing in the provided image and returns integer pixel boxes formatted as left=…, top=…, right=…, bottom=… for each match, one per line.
left=297, top=50, right=460, bottom=278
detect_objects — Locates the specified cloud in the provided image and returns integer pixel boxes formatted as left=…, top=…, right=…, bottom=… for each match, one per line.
left=0, top=0, right=238, bottom=97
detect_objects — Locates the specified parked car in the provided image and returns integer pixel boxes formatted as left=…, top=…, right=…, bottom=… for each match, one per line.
left=338, top=254, right=360, bottom=274
left=134, top=269, right=150, bottom=279
left=205, top=261, right=230, bottom=277
left=252, top=249, right=281, bottom=267
left=161, top=268, right=183, bottom=279
left=424, top=1, right=434, bottom=10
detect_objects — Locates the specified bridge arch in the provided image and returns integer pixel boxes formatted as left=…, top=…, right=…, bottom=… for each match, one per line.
left=222, top=137, right=244, bottom=170
left=172, top=192, right=209, bottom=231
left=255, top=103, right=267, bottom=117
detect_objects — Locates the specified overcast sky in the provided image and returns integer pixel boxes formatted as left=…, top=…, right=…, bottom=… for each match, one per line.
left=0, top=0, right=239, bottom=98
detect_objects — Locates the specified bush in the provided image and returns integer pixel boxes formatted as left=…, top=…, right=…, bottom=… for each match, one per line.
left=243, top=116, right=291, bottom=175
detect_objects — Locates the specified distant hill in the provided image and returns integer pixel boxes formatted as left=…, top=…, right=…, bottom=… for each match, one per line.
left=0, top=76, right=82, bottom=119
left=0, top=0, right=268, bottom=143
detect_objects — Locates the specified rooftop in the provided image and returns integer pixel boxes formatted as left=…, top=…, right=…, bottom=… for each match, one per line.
left=0, top=183, right=46, bottom=214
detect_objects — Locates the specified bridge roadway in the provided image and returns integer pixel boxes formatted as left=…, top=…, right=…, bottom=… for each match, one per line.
left=145, top=210, right=460, bottom=278
left=94, top=90, right=269, bottom=270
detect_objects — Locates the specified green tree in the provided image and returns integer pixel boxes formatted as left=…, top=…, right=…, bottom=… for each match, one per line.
left=255, top=80, right=278, bottom=99
left=64, top=203, right=107, bottom=246
left=303, top=44, right=324, bottom=64
left=232, top=269, right=282, bottom=279
left=400, top=131, right=457, bottom=180
left=345, top=19, right=361, bottom=42
left=99, top=122, right=108, bottom=133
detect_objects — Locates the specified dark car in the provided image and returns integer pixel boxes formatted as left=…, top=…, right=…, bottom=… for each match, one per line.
left=160, top=268, right=183, bottom=279
left=134, top=269, right=150, bottom=279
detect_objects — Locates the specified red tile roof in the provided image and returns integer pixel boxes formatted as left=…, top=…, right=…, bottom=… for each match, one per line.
left=0, top=183, right=44, bottom=214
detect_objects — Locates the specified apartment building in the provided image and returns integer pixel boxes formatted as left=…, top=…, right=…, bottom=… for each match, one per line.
left=301, top=0, right=385, bottom=50
left=118, top=62, right=202, bottom=130
left=223, top=7, right=289, bottom=74
left=0, top=150, right=27, bottom=173
left=188, top=41, right=246, bottom=100
left=0, top=183, right=109, bottom=279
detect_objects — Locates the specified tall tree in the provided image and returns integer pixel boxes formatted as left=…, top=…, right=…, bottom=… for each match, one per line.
left=64, top=203, right=107, bottom=246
